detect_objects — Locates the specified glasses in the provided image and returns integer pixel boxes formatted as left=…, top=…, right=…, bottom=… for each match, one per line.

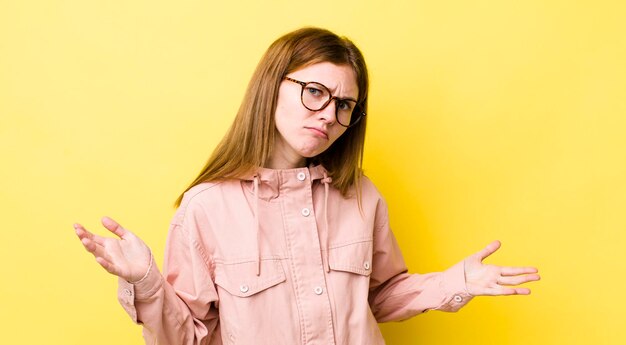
left=284, top=77, right=366, bottom=127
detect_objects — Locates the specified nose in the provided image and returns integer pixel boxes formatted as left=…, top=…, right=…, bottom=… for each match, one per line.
left=317, top=99, right=338, bottom=124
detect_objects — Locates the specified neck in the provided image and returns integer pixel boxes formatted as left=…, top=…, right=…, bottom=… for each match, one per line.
left=265, top=154, right=306, bottom=170
left=266, top=137, right=307, bottom=169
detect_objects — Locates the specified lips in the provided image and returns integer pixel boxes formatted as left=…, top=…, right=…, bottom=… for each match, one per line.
left=305, top=127, right=328, bottom=139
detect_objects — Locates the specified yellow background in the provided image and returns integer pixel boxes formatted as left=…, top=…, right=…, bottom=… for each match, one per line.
left=1, top=0, right=624, bottom=344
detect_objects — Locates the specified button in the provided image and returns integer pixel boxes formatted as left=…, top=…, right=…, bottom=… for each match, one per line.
left=314, top=286, right=323, bottom=295
left=453, top=295, right=463, bottom=303
left=297, top=172, right=306, bottom=181
left=123, top=288, right=133, bottom=297
left=301, top=208, right=310, bottom=217
left=363, top=261, right=370, bottom=270
left=240, top=285, right=249, bottom=293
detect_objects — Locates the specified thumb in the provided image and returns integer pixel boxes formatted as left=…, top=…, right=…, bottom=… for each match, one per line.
left=475, top=240, right=501, bottom=262
left=101, top=216, right=129, bottom=239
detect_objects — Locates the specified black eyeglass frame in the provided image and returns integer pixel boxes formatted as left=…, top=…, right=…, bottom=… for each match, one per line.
left=283, top=77, right=366, bottom=128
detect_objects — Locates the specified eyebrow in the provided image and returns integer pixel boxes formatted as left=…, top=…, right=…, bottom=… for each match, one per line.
left=321, top=82, right=358, bottom=102
left=286, top=76, right=359, bottom=102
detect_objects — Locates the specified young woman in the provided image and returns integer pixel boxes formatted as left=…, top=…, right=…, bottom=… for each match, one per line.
left=74, top=27, right=540, bottom=345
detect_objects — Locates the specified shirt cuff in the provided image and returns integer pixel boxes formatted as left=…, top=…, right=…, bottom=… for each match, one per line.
left=435, top=259, right=474, bottom=312
left=117, top=255, right=163, bottom=323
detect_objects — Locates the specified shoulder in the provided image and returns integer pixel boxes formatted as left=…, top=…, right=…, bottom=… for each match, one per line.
left=358, top=174, right=381, bottom=197
left=355, top=174, right=386, bottom=205
left=357, top=174, right=390, bottom=228
left=172, top=180, right=240, bottom=226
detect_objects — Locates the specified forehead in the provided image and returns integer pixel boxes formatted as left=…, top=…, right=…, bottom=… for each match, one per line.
left=288, top=62, right=358, bottom=99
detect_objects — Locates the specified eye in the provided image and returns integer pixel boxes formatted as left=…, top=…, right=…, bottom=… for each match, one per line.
left=337, top=100, right=353, bottom=111
left=305, top=86, right=323, bottom=97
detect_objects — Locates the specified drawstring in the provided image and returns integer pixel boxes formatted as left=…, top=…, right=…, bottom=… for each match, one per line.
left=253, top=175, right=261, bottom=276
left=321, top=172, right=332, bottom=273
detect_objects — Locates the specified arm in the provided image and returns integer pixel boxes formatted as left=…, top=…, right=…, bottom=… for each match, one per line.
left=75, top=210, right=220, bottom=344
left=367, top=206, right=473, bottom=322
left=367, top=200, right=540, bottom=322
left=119, top=220, right=220, bottom=345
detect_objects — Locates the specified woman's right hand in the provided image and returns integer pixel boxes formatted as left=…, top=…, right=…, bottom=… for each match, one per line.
left=74, top=216, right=152, bottom=283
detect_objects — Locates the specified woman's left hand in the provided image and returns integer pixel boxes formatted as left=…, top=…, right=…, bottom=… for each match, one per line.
left=464, top=240, right=540, bottom=296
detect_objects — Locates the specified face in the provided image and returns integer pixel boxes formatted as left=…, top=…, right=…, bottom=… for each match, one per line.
left=271, top=62, right=358, bottom=169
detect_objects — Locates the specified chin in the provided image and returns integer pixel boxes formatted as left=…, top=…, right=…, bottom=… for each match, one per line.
left=298, top=148, right=326, bottom=159
left=299, top=152, right=319, bottom=159
left=293, top=144, right=320, bottom=157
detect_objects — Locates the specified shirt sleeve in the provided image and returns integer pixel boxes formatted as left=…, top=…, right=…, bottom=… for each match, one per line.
left=367, top=199, right=474, bottom=322
left=116, top=197, right=220, bottom=345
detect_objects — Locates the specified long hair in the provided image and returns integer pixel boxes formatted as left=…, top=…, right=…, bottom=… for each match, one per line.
left=175, top=27, right=369, bottom=207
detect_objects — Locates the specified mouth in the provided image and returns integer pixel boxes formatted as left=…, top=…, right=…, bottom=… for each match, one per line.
left=305, top=127, right=329, bottom=139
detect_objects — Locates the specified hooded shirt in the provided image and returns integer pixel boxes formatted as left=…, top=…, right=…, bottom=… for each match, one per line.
left=117, top=165, right=473, bottom=345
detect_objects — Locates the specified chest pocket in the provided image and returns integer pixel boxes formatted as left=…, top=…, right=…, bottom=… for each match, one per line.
left=328, top=239, right=373, bottom=276
left=214, top=259, right=286, bottom=297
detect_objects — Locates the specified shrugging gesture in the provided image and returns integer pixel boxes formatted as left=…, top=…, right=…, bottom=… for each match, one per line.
left=74, top=217, right=152, bottom=283
left=464, top=240, right=540, bottom=296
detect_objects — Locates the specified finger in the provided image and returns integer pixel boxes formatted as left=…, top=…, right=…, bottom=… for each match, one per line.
left=75, top=223, right=115, bottom=247
left=501, top=266, right=539, bottom=276
left=95, top=256, right=120, bottom=276
left=468, top=285, right=506, bottom=296
left=475, top=240, right=501, bottom=262
left=80, top=236, right=107, bottom=258
left=90, top=233, right=108, bottom=247
left=512, top=288, right=531, bottom=295
left=80, top=236, right=98, bottom=253
left=495, top=286, right=531, bottom=295
left=101, top=216, right=128, bottom=239
left=74, top=223, right=94, bottom=240
left=497, top=274, right=541, bottom=286
left=477, top=286, right=531, bottom=296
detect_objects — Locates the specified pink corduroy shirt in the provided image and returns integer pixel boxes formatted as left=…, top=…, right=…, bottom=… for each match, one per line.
left=117, top=165, right=473, bottom=344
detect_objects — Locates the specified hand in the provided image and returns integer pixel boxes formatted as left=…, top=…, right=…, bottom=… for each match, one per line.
left=464, top=240, right=540, bottom=296
left=74, top=216, right=152, bottom=283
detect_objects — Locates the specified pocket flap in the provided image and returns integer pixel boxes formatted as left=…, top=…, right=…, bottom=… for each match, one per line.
left=328, top=240, right=373, bottom=276
left=214, top=259, right=286, bottom=297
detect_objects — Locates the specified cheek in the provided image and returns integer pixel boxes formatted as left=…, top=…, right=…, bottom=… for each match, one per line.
left=274, top=105, right=297, bottom=139
left=329, top=127, right=348, bottom=144
left=275, top=100, right=310, bottom=137
left=275, top=94, right=300, bottom=122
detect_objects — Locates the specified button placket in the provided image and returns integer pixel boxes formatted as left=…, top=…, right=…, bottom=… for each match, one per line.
left=279, top=167, right=336, bottom=342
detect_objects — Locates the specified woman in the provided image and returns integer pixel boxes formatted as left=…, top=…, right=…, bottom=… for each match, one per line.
left=74, top=27, right=540, bottom=345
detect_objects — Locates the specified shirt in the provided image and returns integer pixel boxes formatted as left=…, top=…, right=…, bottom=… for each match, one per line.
left=117, top=165, right=473, bottom=345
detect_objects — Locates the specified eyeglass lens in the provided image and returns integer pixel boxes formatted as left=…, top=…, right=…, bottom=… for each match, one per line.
left=301, top=82, right=361, bottom=127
